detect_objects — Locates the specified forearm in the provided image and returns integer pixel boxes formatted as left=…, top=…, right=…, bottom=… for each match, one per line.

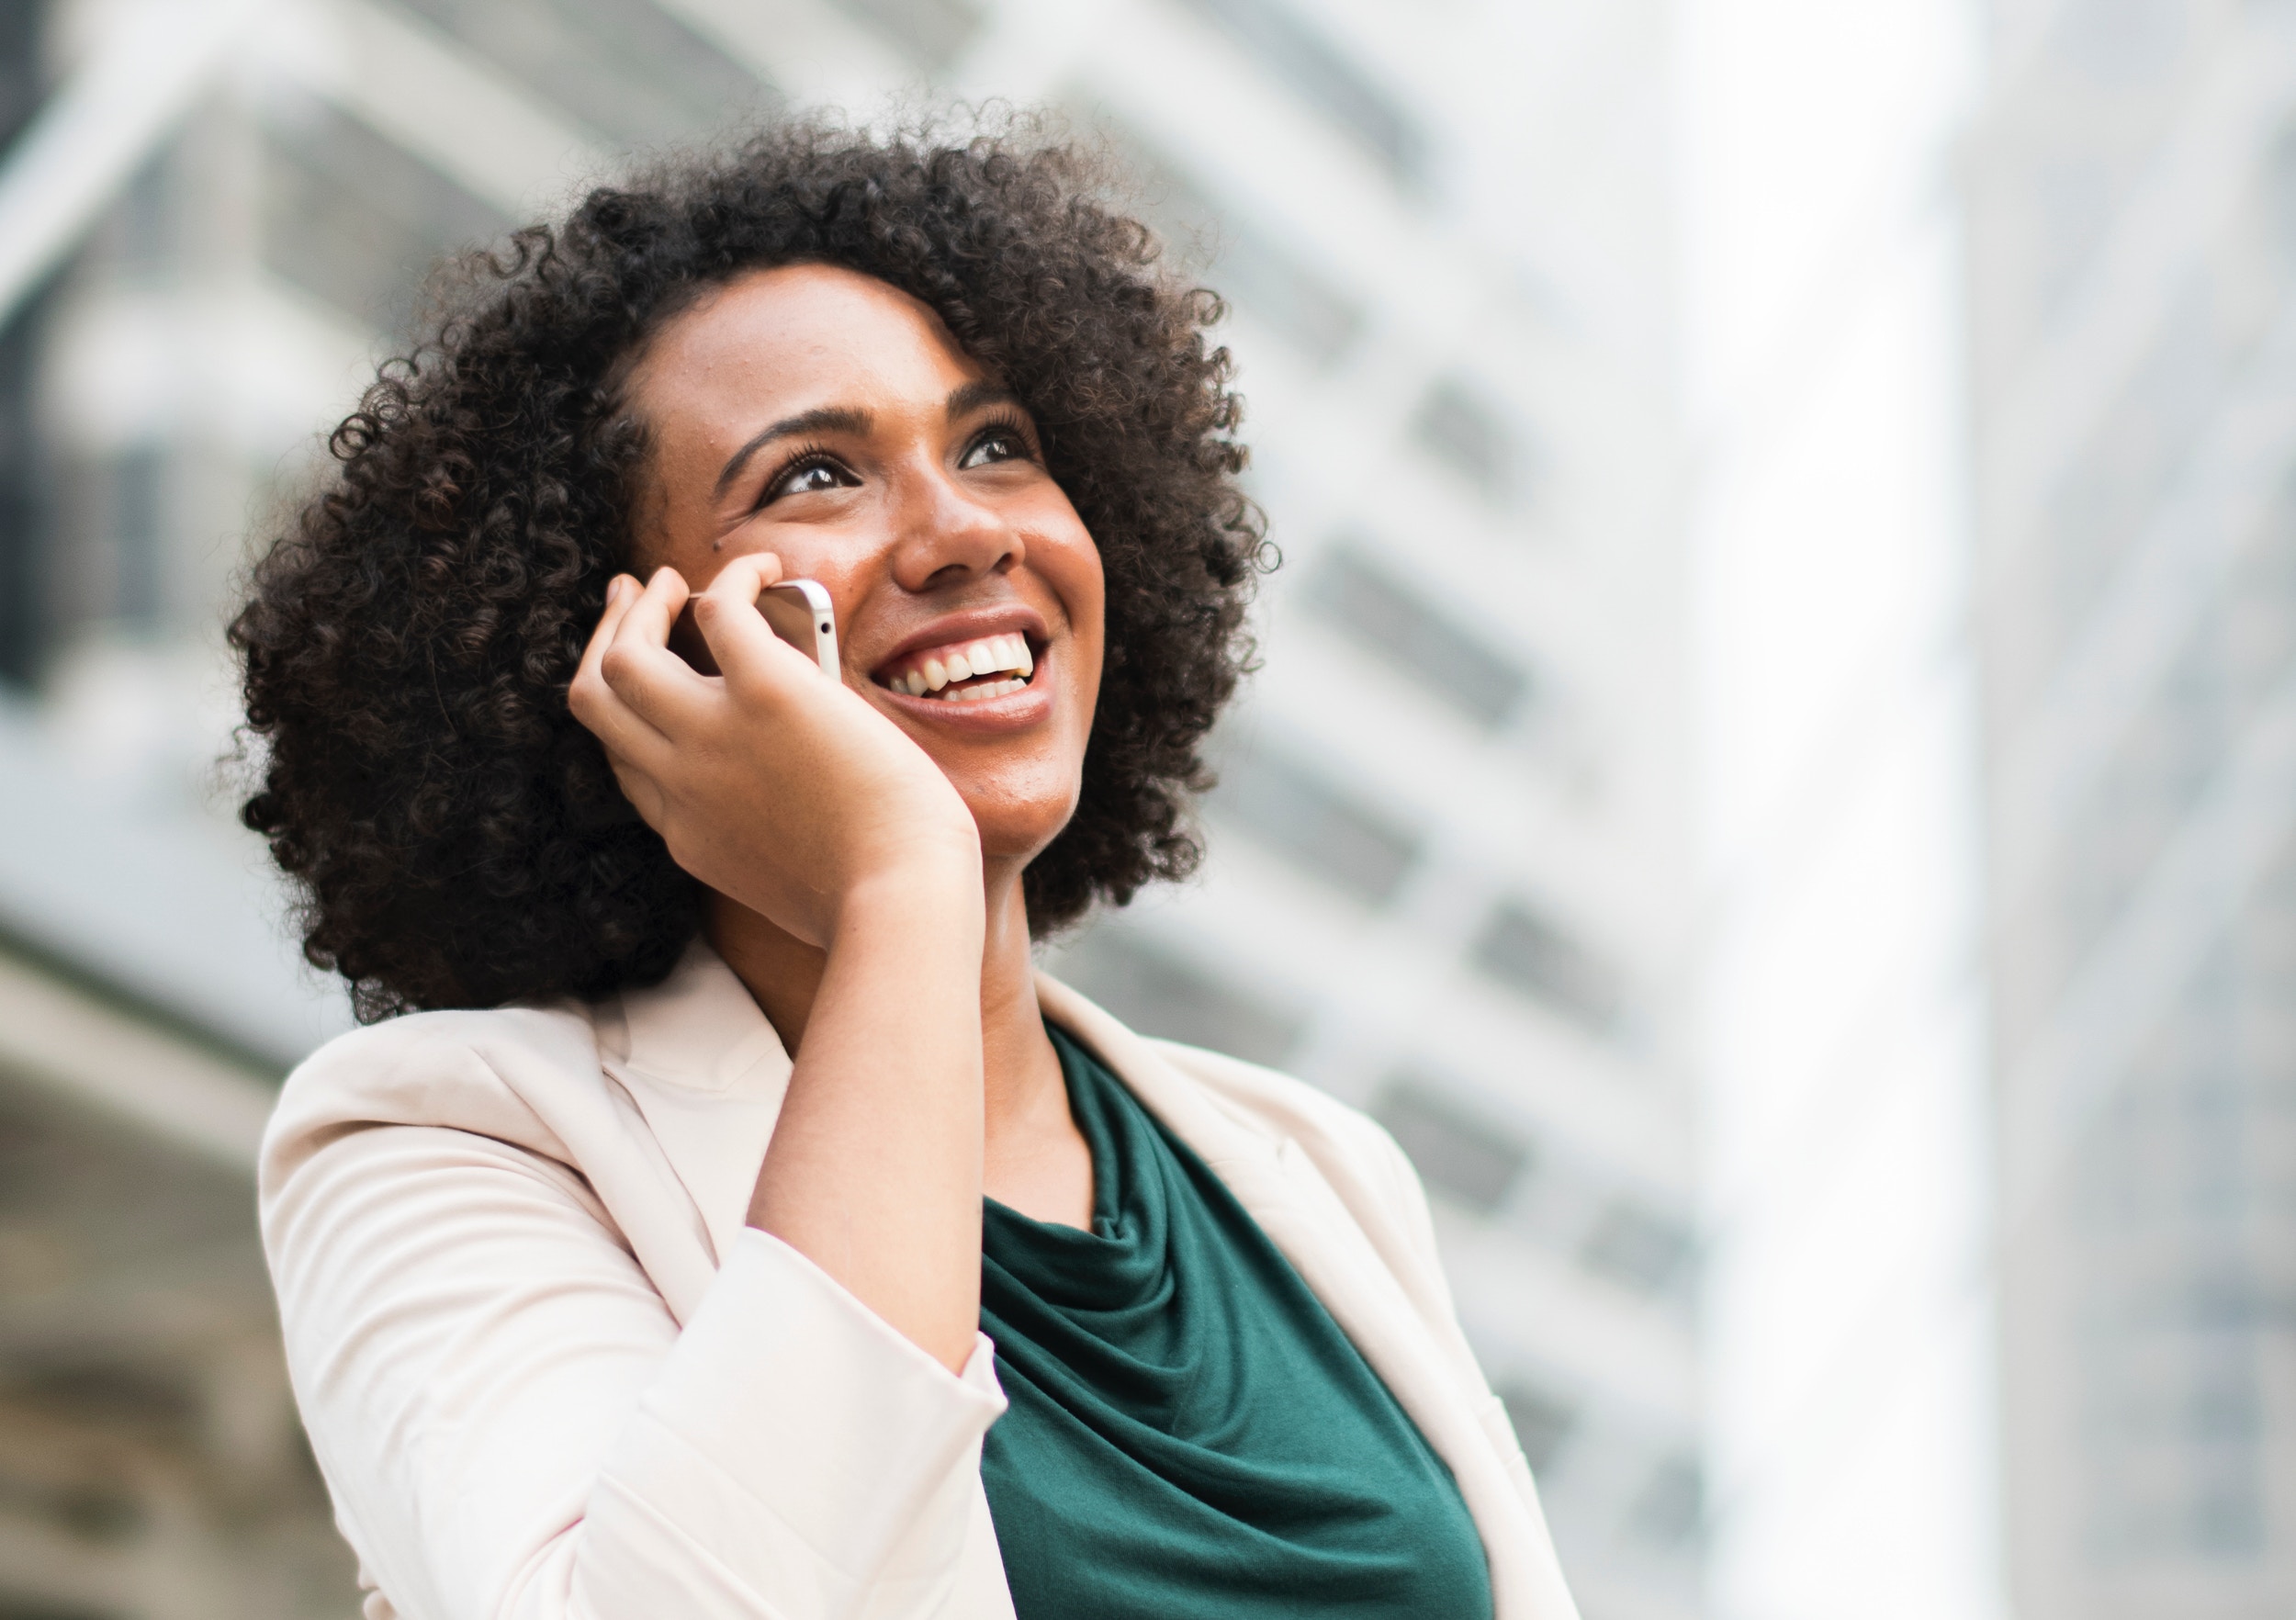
left=746, top=859, right=987, bottom=1371
left=266, top=1124, right=1006, bottom=1620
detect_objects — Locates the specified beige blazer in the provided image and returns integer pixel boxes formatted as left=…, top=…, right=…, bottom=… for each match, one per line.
left=261, top=940, right=1581, bottom=1620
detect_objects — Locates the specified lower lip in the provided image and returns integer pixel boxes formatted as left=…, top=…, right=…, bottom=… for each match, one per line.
left=872, top=670, right=1054, bottom=732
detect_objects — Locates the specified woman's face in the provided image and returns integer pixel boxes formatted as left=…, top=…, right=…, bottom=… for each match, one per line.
left=625, top=264, right=1105, bottom=870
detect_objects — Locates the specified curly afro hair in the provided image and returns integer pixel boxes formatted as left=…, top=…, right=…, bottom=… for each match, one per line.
left=231, top=118, right=1266, bottom=1022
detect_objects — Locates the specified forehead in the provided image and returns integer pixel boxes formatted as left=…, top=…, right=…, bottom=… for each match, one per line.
left=628, top=263, right=985, bottom=433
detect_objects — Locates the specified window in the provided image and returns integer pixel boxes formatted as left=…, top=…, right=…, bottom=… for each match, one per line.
left=1095, top=117, right=1362, bottom=365
left=1053, top=928, right=1306, bottom=1068
left=836, top=0, right=986, bottom=72
left=1305, top=547, right=1530, bottom=727
left=113, top=158, right=173, bottom=274
left=261, top=102, right=510, bottom=336
left=1205, top=219, right=1364, bottom=364
left=1580, top=1198, right=1694, bottom=1296
left=2267, top=118, right=2296, bottom=266
left=1631, top=1454, right=1704, bottom=1548
left=0, top=318, right=34, bottom=684
left=1173, top=0, right=1428, bottom=189
left=1494, top=1379, right=1578, bottom=1474
left=2052, top=0, right=2189, bottom=88
left=53, top=447, right=168, bottom=633
left=1215, top=746, right=1422, bottom=905
left=101, top=449, right=165, bottom=628
left=1470, top=900, right=1626, bottom=1034
left=1411, top=377, right=1528, bottom=506
left=1371, top=1077, right=1530, bottom=1215
left=403, top=0, right=771, bottom=148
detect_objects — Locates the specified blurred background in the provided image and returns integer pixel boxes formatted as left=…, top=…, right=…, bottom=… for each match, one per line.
left=0, top=0, right=2286, bottom=1616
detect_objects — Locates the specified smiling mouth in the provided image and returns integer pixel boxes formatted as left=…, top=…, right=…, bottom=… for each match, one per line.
left=873, top=632, right=1039, bottom=703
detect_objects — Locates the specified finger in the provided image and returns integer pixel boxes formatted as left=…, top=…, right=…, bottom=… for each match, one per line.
left=613, top=565, right=692, bottom=656
left=600, top=568, right=716, bottom=735
left=695, top=554, right=818, bottom=688
left=599, top=745, right=668, bottom=830
left=703, top=550, right=785, bottom=602
left=572, top=667, right=676, bottom=771
left=577, top=572, right=640, bottom=684
left=571, top=576, right=672, bottom=757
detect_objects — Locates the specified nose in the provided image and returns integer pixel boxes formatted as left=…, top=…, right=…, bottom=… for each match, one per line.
left=886, top=458, right=1023, bottom=593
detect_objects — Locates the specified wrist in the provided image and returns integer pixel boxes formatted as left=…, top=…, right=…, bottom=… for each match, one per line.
left=831, top=848, right=984, bottom=948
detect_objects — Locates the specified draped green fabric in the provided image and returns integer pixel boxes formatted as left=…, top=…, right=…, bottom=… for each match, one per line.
left=978, top=1026, right=1494, bottom=1619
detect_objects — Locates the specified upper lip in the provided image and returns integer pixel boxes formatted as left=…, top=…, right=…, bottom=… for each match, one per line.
left=868, top=604, right=1052, bottom=680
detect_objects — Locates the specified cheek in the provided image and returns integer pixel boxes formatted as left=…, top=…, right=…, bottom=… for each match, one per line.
left=695, top=529, right=877, bottom=626
left=1043, top=525, right=1106, bottom=674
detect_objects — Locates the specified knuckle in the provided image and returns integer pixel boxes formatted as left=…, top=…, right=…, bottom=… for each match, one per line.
left=726, top=668, right=778, bottom=706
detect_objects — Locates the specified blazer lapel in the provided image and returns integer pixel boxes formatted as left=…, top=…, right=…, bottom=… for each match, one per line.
left=598, top=940, right=793, bottom=1282
left=1036, top=971, right=1568, bottom=1620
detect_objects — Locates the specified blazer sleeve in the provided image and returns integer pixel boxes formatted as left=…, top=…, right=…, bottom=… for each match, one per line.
left=264, top=1118, right=1007, bottom=1620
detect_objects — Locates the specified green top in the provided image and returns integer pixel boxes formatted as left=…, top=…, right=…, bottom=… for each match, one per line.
left=978, top=1026, right=1494, bottom=1620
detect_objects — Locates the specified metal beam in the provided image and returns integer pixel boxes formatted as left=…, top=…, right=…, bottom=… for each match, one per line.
left=0, top=0, right=259, bottom=332
left=0, top=948, right=275, bottom=1174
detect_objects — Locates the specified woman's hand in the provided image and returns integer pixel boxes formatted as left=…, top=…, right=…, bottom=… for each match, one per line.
left=572, top=556, right=989, bottom=1372
left=570, top=557, right=981, bottom=946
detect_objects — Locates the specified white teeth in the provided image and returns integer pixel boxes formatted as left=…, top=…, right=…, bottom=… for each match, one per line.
left=932, top=677, right=1023, bottom=703
left=887, top=636, right=1036, bottom=695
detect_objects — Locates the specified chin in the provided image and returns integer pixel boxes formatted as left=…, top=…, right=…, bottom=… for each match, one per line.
left=959, top=784, right=1083, bottom=869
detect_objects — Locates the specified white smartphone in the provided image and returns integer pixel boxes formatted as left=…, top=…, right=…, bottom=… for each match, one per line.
left=672, top=579, right=839, bottom=678
left=754, top=579, right=840, bottom=677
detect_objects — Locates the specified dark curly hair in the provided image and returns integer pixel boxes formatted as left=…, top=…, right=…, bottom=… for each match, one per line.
left=231, top=118, right=1265, bottom=1022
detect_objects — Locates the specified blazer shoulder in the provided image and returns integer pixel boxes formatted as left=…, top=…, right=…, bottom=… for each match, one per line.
left=1143, top=1038, right=1418, bottom=1201
left=263, top=1000, right=606, bottom=1196
left=281, top=1000, right=604, bottom=1117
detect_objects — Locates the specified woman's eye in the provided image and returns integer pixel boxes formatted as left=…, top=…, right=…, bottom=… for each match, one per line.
left=959, top=431, right=1028, bottom=470
left=771, top=459, right=850, bottom=500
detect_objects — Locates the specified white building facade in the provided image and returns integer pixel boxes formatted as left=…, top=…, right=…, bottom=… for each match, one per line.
left=0, top=3, right=1697, bottom=1617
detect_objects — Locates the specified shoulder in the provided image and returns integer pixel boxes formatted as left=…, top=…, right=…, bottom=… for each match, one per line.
left=1145, top=1037, right=1416, bottom=1193
left=1037, top=971, right=1426, bottom=1238
left=1041, top=977, right=1479, bottom=1384
left=1143, top=1039, right=1434, bottom=1254
left=1038, top=971, right=1420, bottom=1204
left=261, top=999, right=606, bottom=1198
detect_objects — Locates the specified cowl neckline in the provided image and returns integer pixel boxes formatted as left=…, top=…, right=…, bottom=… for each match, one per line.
left=977, top=1026, right=1493, bottom=1619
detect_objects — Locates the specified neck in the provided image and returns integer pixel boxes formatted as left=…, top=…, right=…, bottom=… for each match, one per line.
left=707, top=851, right=1059, bottom=1140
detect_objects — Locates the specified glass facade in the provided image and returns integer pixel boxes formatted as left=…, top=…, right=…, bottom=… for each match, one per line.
left=1967, top=2, right=2296, bottom=1613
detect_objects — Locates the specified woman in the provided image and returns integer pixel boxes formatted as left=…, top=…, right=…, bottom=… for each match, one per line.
left=238, top=122, right=1580, bottom=1620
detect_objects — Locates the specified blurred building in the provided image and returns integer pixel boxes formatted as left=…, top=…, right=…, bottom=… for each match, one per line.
left=0, top=1, right=1696, bottom=1617
left=1965, top=2, right=2296, bottom=1615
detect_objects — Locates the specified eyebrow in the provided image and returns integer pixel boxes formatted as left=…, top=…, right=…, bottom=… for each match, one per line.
left=714, top=405, right=873, bottom=500
left=946, top=379, right=1023, bottom=421
left=712, top=383, right=1029, bottom=501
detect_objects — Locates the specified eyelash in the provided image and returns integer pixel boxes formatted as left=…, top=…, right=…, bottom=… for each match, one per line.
left=760, top=441, right=846, bottom=503
left=967, top=411, right=1038, bottom=463
left=755, top=414, right=1038, bottom=508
